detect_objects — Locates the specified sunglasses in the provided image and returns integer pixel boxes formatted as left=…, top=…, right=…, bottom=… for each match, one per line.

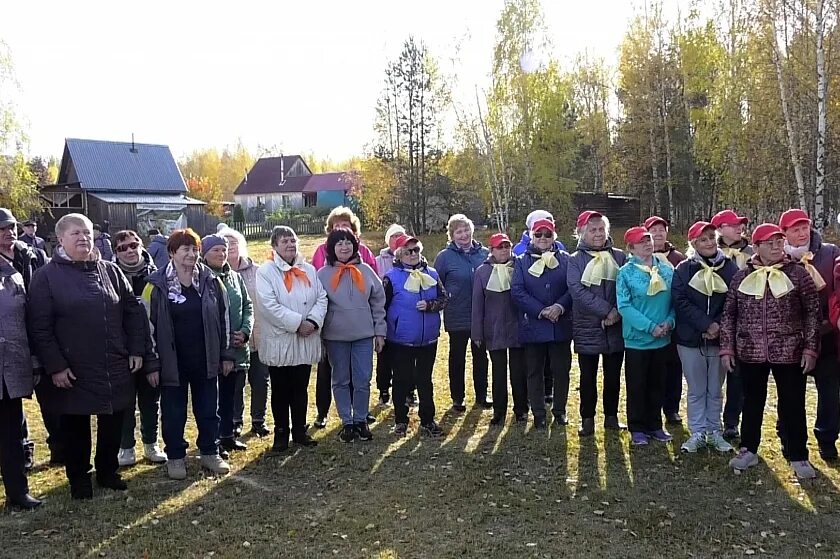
left=116, top=241, right=140, bottom=253
left=533, top=232, right=553, bottom=239
left=403, top=247, right=421, bottom=255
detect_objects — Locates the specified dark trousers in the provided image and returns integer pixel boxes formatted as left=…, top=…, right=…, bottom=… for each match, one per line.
left=62, top=411, right=124, bottom=484
left=662, top=343, right=683, bottom=415
left=120, top=372, right=160, bottom=448
left=218, top=369, right=245, bottom=439
left=0, top=397, right=28, bottom=498
left=625, top=347, right=667, bottom=433
left=246, top=352, right=270, bottom=425
left=448, top=331, right=489, bottom=404
left=488, top=347, right=528, bottom=417
left=578, top=351, right=624, bottom=419
left=544, top=360, right=553, bottom=399
left=812, top=353, right=839, bottom=446
left=740, top=361, right=808, bottom=461
left=524, top=341, right=572, bottom=420
left=376, top=340, right=394, bottom=394
left=160, top=366, right=219, bottom=459
left=315, top=356, right=333, bottom=418
left=33, top=382, right=64, bottom=458
left=723, top=367, right=744, bottom=429
left=392, top=343, right=437, bottom=425
left=269, top=365, right=311, bottom=438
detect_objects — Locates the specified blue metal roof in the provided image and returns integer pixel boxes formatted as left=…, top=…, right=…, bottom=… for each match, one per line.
left=59, top=138, right=186, bottom=193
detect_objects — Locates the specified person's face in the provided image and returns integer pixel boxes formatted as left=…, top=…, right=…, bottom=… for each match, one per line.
left=533, top=227, right=554, bottom=251
left=331, top=219, right=352, bottom=233
left=630, top=235, right=654, bottom=259
left=399, top=241, right=421, bottom=266
left=204, top=244, right=228, bottom=268
left=784, top=222, right=811, bottom=248
left=692, top=229, right=717, bottom=258
left=334, top=238, right=355, bottom=262
left=491, top=242, right=512, bottom=263
left=23, top=224, right=36, bottom=236
left=718, top=223, right=743, bottom=244
left=171, top=244, right=199, bottom=269
left=452, top=224, right=473, bottom=247
left=0, top=223, right=17, bottom=250
left=273, top=235, right=298, bottom=263
left=583, top=218, right=606, bottom=248
left=648, top=223, right=668, bottom=248
left=756, top=234, right=786, bottom=264
left=59, top=222, right=94, bottom=261
left=115, top=237, right=142, bottom=266
left=225, top=235, right=240, bottom=267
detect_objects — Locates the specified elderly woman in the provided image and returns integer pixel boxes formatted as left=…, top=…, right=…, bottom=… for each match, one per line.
left=434, top=214, right=490, bottom=412
left=256, top=226, right=326, bottom=451
left=472, top=233, right=527, bottom=425
left=511, top=218, right=573, bottom=429
left=375, top=223, right=407, bottom=405
left=384, top=233, right=447, bottom=436
left=29, top=213, right=148, bottom=499
left=672, top=222, right=738, bottom=453
left=616, top=226, right=675, bottom=446
left=112, top=230, right=167, bottom=467
left=317, top=227, right=386, bottom=443
left=311, top=206, right=378, bottom=428
left=567, top=211, right=627, bottom=436
left=202, top=234, right=253, bottom=453
left=0, top=209, right=41, bottom=509
left=142, top=229, right=234, bottom=480
left=721, top=224, right=821, bottom=478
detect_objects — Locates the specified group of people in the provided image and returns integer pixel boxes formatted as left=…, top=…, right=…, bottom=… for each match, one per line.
left=0, top=202, right=837, bottom=511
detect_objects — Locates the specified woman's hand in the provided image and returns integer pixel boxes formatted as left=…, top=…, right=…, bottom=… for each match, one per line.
left=374, top=336, right=385, bottom=353
left=652, top=325, right=667, bottom=338
left=705, top=322, right=720, bottom=340
left=53, top=368, right=76, bottom=389
left=297, top=321, right=316, bottom=337
left=801, top=354, right=817, bottom=374
left=222, top=360, right=234, bottom=376
left=147, top=371, right=160, bottom=388
left=232, top=331, right=247, bottom=348
left=416, top=300, right=428, bottom=311
left=721, top=355, right=736, bottom=373
left=129, top=355, right=143, bottom=373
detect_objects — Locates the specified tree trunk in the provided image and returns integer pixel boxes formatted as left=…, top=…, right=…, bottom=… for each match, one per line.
left=815, top=0, right=826, bottom=230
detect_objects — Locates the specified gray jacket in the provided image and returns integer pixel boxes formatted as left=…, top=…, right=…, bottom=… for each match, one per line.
left=142, top=264, right=234, bottom=387
left=0, top=258, right=33, bottom=400
left=317, top=260, right=386, bottom=342
left=567, top=239, right=626, bottom=355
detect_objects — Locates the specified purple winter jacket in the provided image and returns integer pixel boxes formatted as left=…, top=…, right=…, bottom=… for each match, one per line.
left=471, top=256, right=521, bottom=351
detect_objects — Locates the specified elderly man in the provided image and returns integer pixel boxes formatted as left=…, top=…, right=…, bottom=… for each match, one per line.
left=20, top=219, right=46, bottom=251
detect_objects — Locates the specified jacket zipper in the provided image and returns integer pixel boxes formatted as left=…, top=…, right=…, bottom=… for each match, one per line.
left=762, top=288, right=769, bottom=362
left=99, top=265, right=113, bottom=413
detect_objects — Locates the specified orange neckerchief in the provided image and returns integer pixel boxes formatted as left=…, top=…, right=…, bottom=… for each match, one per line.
left=283, top=267, right=311, bottom=293
left=332, top=262, right=366, bottom=293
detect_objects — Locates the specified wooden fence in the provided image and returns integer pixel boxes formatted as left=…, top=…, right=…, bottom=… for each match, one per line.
left=229, top=216, right=325, bottom=239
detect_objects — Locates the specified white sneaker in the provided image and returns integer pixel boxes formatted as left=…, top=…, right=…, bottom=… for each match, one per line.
left=791, top=460, right=816, bottom=480
left=167, top=458, right=187, bottom=480
left=729, top=448, right=759, bottom=472
left=200, top=454, right=230, bottom=475
left=143, top=443, right=167, bottom=463
left=680, top=433, right=705, bottom=453
left=117, top=447, right=136, bottom=467
left=706, top=431, right=735, bottom=453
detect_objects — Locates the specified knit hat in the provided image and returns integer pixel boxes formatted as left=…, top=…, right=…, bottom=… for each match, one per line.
left=385, top=224, right=407, bottom=249
left=201, top=234, right=228, bottom=256
left=525, top=210, right=554, bottom=230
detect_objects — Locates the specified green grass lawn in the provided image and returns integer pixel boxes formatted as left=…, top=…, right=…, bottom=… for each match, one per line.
left=2, top=235, right=838, bottom=558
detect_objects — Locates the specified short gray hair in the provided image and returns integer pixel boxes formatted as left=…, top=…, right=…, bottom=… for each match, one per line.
left=55, top=213, right=93, bottom=237
left=574, top=215, right=611, bottom=240
left=270, top=225, right=297, bottom=246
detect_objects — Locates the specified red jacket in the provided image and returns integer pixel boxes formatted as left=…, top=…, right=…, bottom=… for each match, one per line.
left=720, top=256, right=821, bottom=364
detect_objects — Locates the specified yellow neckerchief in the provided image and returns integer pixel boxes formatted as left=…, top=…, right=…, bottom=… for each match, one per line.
left=653, top=251, right=675, bottom=269
left=737, top=262, right=794, bottom=299
left=487, top=261, right=513, bottom=292
left=581, top=250, right=619, bottom=286
left=688, top=258, right=728, bottom=297
left=721, top=246, right=749, bottom=270
left=404, top=268, right=437, bottom=293
left=796, top=251, right=827, bottom=291
left=528, top=250, right=559, bottom=277
left=633, top=261, right=667, bottom=296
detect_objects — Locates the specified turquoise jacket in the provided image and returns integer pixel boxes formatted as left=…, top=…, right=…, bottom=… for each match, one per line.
left=207, top=261, right=254, bottom=369
left=616, top=255, right=675, bottom=350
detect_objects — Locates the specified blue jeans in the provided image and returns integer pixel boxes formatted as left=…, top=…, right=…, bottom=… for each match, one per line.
left=248, top=352, right=270, bottom=425
left=160, top=366, right=219, bottom=459
left=326, top=338, right=374, bottom=425
left=219, top=369, right=245, bottom=439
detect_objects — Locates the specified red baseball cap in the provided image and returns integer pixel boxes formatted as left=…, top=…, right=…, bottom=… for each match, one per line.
left=392, top=233, right=420, bottom=251
left=687, top=221, right=716, bottom=242
left=488, top=233, right=512, bottom=249
left=710, top=209, right=748, bottom=228
left=531, top=218, right=555, bottom=233
left=576, top=210, right=602, bottom=228
left=624, top=226, right=651, bottom=245
left=778, top=208, right=811, bottom=230
left=751, top=223, right=785, bottom=244
left=643, top=215, right=668, bottom=230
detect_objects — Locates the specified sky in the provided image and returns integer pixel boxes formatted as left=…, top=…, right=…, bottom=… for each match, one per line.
left=0, top=0, right=694, bottom=162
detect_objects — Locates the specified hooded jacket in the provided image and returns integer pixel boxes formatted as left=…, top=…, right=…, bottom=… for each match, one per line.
left=148, top=234, right=169, bottom=270
left=616, top=255, right=675, bottom=350
left=567, top=238, right=626, bottom=355
left=317, top=259, right=387, bottom=342
left=471, top=255, right=521, bottom=351
left=384, top=259, right=447, bottom=347
left=376, top=247, right=397, bottom=279
left=434, top=240, right=489, bottom=332
left=672, top=250, right=738, bottom=348
left=511, top=242, right=573, bottom=344
left=207, top=261, right=253, bottom=370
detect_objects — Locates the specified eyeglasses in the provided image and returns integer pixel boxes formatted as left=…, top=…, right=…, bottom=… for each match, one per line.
left=116, top=241, right=140, bottom=253
left=533, top=232, right=553, bottom=239
left=403, top=247, right=421, bottom=255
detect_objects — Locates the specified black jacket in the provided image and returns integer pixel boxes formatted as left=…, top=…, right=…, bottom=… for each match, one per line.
left=672, top=251, right=739, bottom=348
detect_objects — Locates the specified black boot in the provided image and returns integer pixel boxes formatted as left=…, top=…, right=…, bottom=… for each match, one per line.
left=220, top=437, right=247, bottom=452
left=96, top=473, right=128, bottom=491
left=272, top=429, right=289, bottom=453
left=604, top=416, right=627, bottom=431
left=7, top=493, right=41, bottom=510
left=70, top=475, right=93, bottom=500
left=578, top=418, right=595, bottom=437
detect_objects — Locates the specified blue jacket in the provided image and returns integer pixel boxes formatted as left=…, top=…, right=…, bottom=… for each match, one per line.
left=383, top=260, right=447, bottom=347
left=433, top=240, right=489, bottom=332
left=148, top=234, right=169, bottom=270
left=511, top=243, right=573, bottom=344
left=616, top=255, right=675, bottom=350
left=672, top=250, right=738, bottom=348
left=513, top=231, right=565, bottom=256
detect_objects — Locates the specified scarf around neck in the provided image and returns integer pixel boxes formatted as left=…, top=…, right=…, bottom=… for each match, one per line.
left=487, top=261, right=513, bottom=292
left=528, top=250, right=559, bottom=277
left=166, top=261, right=201, bottom=304
left=633, top=260, right=667, bottom=296
left=581, top=250, right=619, bottom=286
left=738, top=262, right=794, bottom=299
